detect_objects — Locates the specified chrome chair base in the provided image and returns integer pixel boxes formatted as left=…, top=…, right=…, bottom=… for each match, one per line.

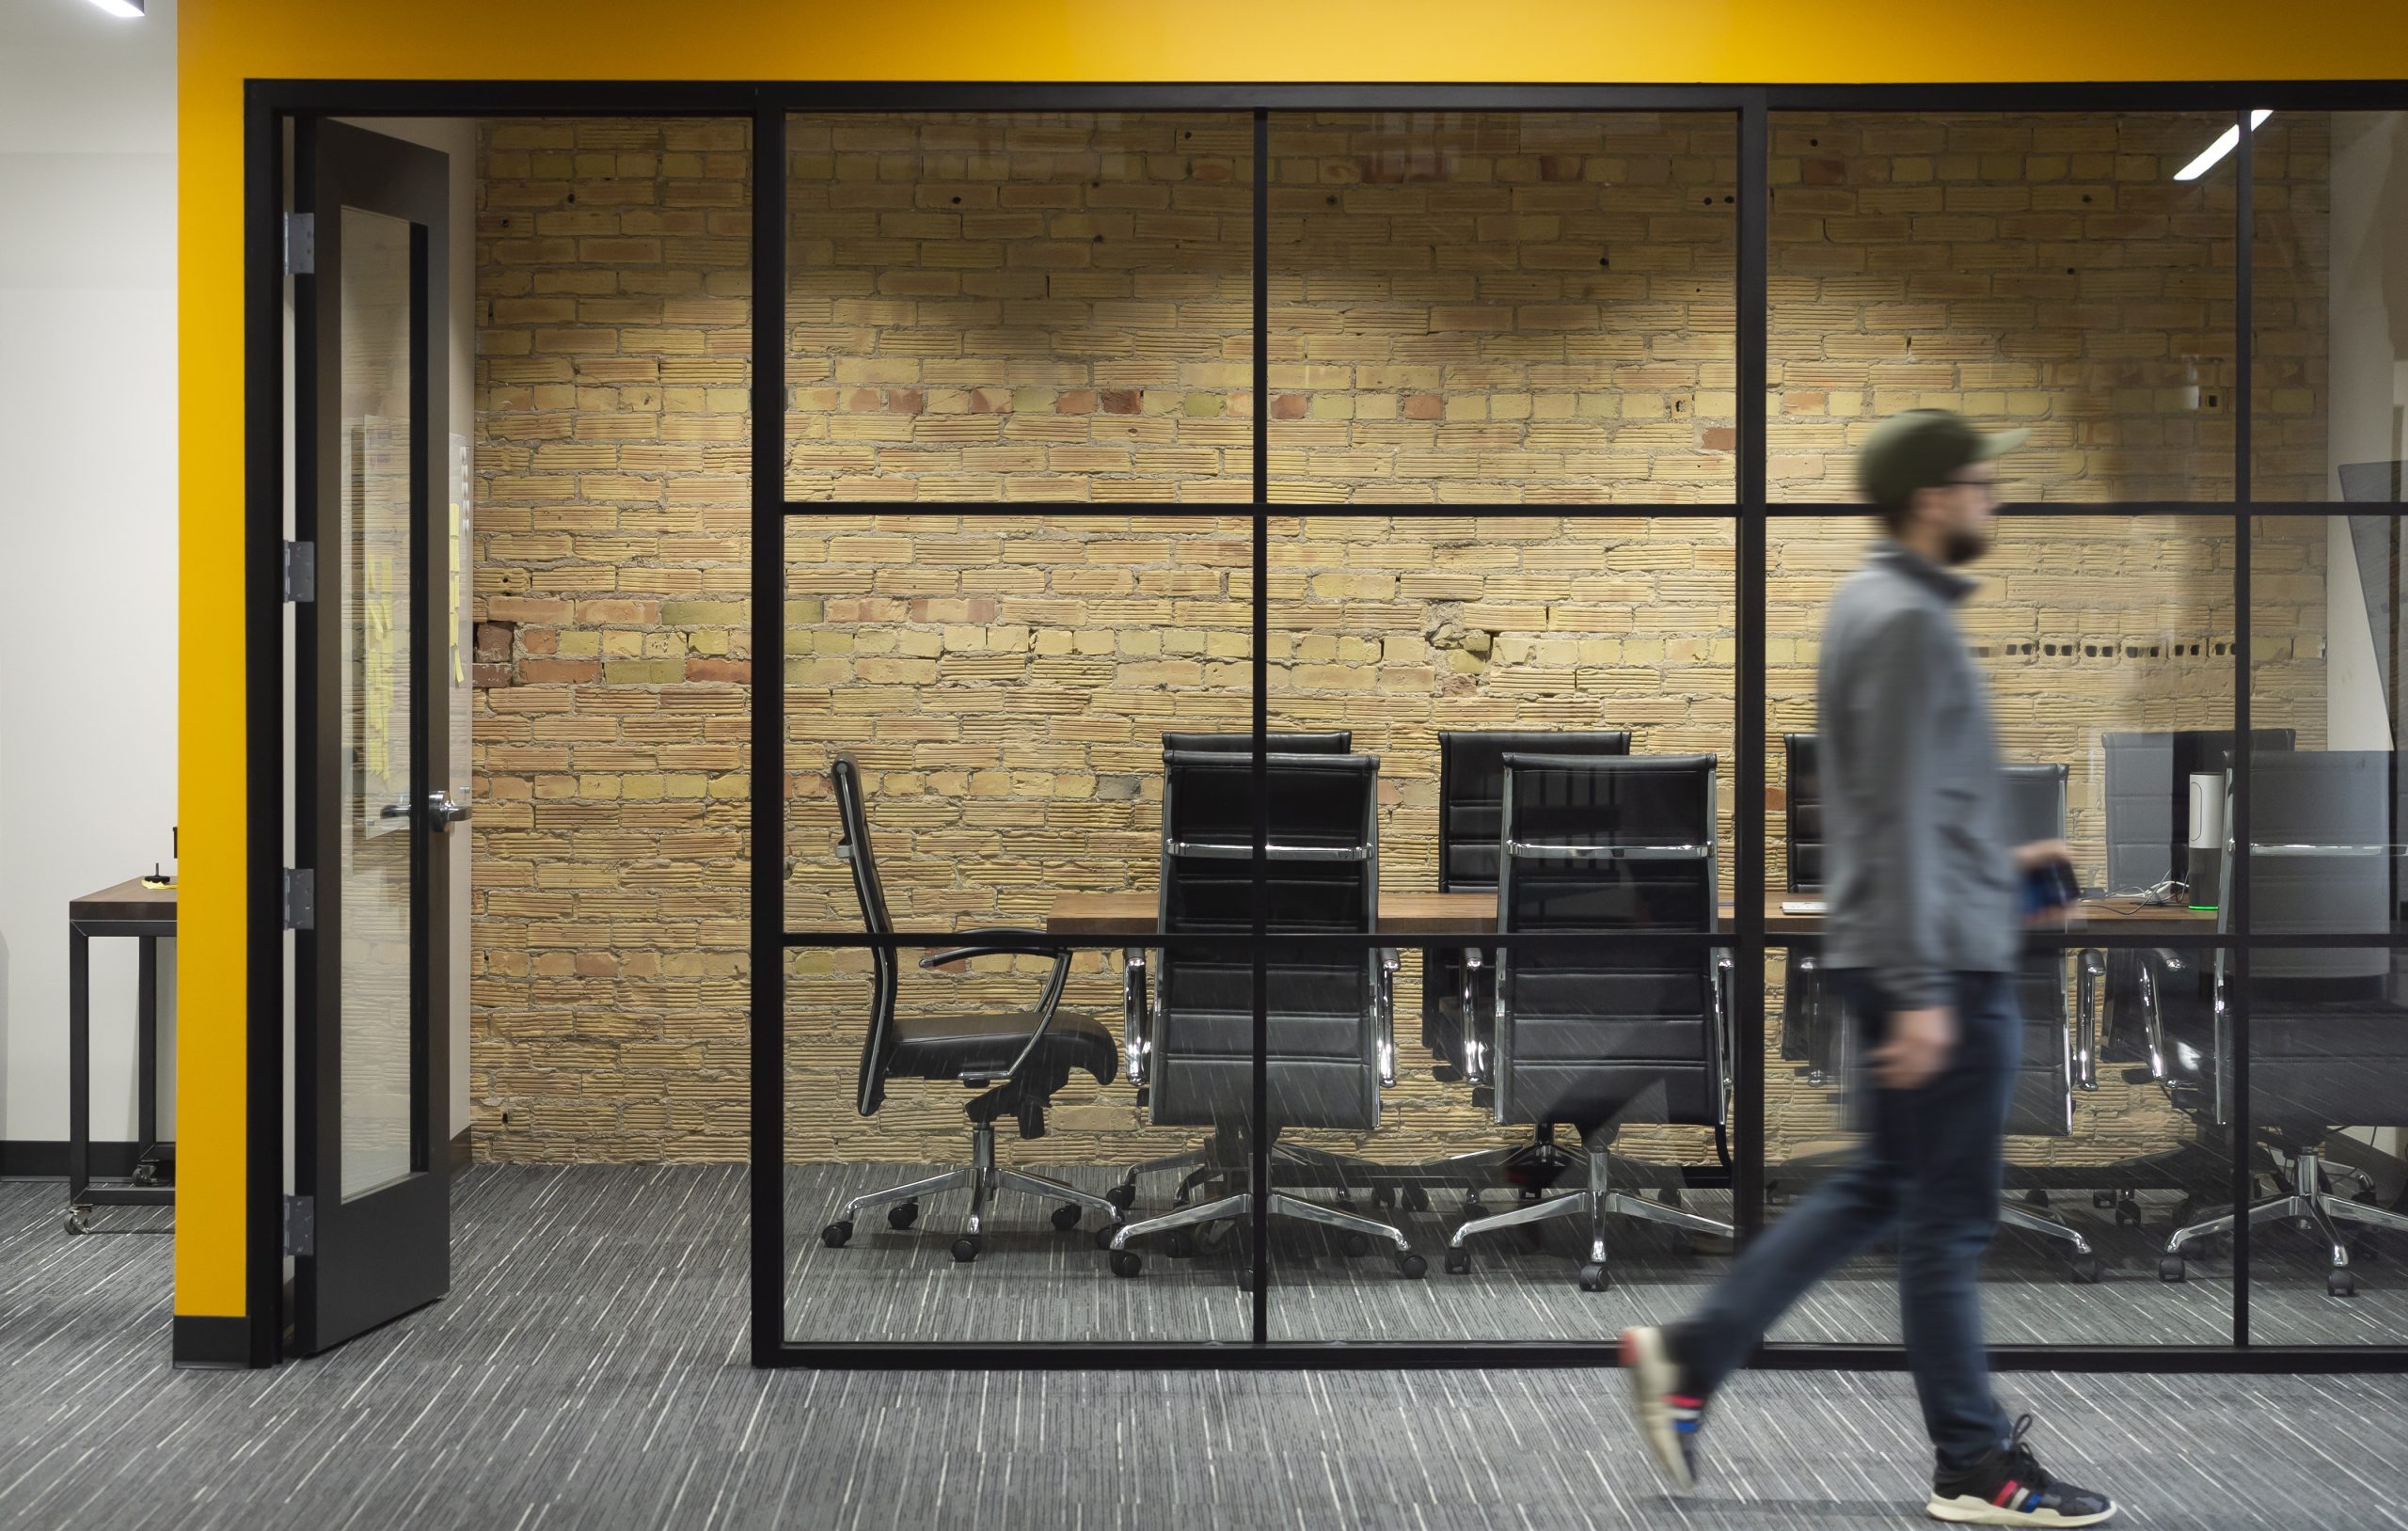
left=820, top=1122, right=1123, bottom=1263
left=1446, top=1144, right=1735, bottom=1291
left=2164, top=1147, right=2408, bottom=1294
left=1106, top=1177, right=1426, bottom=1279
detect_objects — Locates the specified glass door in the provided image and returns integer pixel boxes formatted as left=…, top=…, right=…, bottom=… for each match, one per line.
left=291, top=118, right=456, bottom=1354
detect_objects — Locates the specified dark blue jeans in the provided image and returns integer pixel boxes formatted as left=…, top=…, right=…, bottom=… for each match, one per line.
left=1683, top=968, right=2019, bottom=1473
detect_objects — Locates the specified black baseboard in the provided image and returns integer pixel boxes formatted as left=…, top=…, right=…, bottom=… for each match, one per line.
left=171, top=1315, right=261, bottom=1369
left=449, top=1129, right=471, bottom=1176
left=0, top=1140, right=165, bottom=1179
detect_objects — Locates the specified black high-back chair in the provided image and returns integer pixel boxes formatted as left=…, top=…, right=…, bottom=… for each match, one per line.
left=1160, top=731, right=1353, bottom=754
left=1104, top=750, right=1426, bottom=1279
left=815, top=757, right=1123, bottom=1264
left=2161, top=750, right=2408, bottom=1295
left=1441, top=753, right=1736, bottom=1291
left=1424, top=730, right=1630, bottom=1080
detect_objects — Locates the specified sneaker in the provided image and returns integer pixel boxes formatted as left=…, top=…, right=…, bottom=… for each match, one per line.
left=1925, top=1414, right=2116, bottom=1526
left=1618, top=1324, right=1706, bottom=1491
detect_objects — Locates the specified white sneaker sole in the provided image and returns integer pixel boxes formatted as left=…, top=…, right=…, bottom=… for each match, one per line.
left=1925, top=1492, right=2115, bottom=1526
left=1618, top=1327, right=1695, bottom=1492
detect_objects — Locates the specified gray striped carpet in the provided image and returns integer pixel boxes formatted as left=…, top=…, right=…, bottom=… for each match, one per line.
left=3, top=1165, right=2405, bottom=1529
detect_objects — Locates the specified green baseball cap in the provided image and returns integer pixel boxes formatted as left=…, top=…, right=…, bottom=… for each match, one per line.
left=1855, top=408, right=2030, bottom=508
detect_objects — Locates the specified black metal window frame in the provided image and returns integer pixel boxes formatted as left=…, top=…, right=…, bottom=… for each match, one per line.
left=240, top=78, right=2408, bottom=1375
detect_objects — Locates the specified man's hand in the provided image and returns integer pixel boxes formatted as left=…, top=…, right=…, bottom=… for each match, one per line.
left=2013, top=838, right=2071, bottom=875
left=1871, top=1005, right=1957, bottom=1090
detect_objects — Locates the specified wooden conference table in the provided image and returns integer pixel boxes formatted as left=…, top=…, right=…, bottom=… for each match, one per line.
left=1044, top=890, right=2215, bottom=939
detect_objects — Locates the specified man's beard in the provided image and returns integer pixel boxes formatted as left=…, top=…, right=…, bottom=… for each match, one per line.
left=1941, top=526, right=1990, bottom=566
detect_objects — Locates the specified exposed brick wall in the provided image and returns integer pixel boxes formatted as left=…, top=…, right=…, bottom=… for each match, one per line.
left=470, top=118, right=753, bottom=1162
left=473, top=109, right=2335, bottom=1168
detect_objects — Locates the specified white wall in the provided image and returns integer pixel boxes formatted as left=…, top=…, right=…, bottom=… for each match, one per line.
left=0, top=0, right=181, bottom=1147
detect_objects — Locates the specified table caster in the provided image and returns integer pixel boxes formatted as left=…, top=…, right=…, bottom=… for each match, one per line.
left=132, top=1163, right=159, bottom=1188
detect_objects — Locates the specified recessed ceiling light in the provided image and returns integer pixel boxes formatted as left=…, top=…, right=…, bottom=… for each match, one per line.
left=2174, top=110, right=2273, bottom=182
left=85, top=0, right=146, bottom=15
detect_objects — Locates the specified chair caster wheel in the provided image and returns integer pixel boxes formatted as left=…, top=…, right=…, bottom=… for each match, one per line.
left=2355, top=1186, right=2382, bottom=1207
left=1051, top=1205, right=1083, bottom=1232
left=1094, top=1223, right=1124, bottom=1252
left=2159, top=1255, right=2187, bottom=1283
left=2330, top=1269, right=2357, bottom=1298
left=64, top=1207, right=91, bottom=1236
left=2115, top=1198, right=2142, bottom=1229
left=1397, top=1252, right=1427, bottom=1280
left=1659, top=1187, right=1683, bottom=1209
left=1164, top=1231, right=1196, bottom=1260
left=820, top=1220, right=853, bottom=1249
left=1110, top=1250, right=1142, bottom=1279
left=1105, top=1183, right=1136, bottom=1212
left=1578, top=1263, right=1610, bottom=1293
left=1402, top=1184, right=1431, bottom=1212
left=2093, top=1192, right=2116, bottom=1209
left=2067, top=1256, right=2105, bottom=1285
left=1444, top=1248, right=1472, bottom=1275
left=1194, top=1219, right=1233, bottom=1254
left=950, top=1236, right=982, bottom=1263
left=132, top=1163, right=159, bottom=1188
left=1372, top=1185, right=1396, bottom=1208
left=1340, top=1231, right=1372, bottom=1258
left=2022, top=1189, right=2050, bottom=1207
left=886, top=1202, right=919, bottom=1231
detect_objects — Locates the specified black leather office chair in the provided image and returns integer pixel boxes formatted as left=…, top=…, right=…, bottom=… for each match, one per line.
left=1442, top=753, right=1736, bottom=1291
left=1109, top=731, right=1357, bottom=1209
left=1995, top=763, right=2111, bottom=1280
left=2160, top=750, right=2408, bottom=1296
left=816, top=757, right=1125, bottom=1263
left=1106, top=750, right=1427, bottom=1279
left=1781, top=733, right=1839, bottom=1081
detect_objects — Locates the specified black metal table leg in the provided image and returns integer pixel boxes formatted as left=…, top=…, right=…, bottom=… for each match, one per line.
left=68, top=922, right=91, bottom=1232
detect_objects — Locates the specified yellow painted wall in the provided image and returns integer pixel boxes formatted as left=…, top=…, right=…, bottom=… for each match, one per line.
left=175, top=0, right=2408, bottom=1322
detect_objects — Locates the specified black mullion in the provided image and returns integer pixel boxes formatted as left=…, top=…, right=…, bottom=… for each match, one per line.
left=1249, top=106, right=1271, bottom=1347
left=749, top=99, right=789, bottom=1367
left=1734, top=92, right=1769, bottom=1240
left=783, top=500, right=1751, bottom=519
left=2229, top=103, right=2255, bottom=1349
left=1768, top=500, right=2239, bottom=518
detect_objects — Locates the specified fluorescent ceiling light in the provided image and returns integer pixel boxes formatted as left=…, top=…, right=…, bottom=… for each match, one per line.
left=84, top=0, right=145, bottom=14
left=2174, top=109, right=2273, bottom=181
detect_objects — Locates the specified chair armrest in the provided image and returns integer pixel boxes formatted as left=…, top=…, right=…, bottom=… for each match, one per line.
left=924, top=930, right=1076, bottom=1089
left=1712, top=950, right=1735, bottom=1127
left=2075, top=949, right=2105, bottom=1092
left=1376, top=948, right=1401, bottom=1087
left=1122, top=947, right=1151, bottom=1088
left=1461, top=947, right=1490, bottom=1084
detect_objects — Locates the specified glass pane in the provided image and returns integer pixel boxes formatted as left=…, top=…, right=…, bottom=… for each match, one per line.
left=1769, top=112, right=2240, bottom=502
left=1764, top=513, right=2236, bottom=1345
left=784, top=112, right=1253, bottom=503
left=339, top=205, right=417, bottom=1201
left=1262, top=513, right=1739, bottom=1338
left=1267, top=112, right=1737, bottom=503
left=2252, top=111, right=2408, bottom=503
left=783, top=512, right=1257, bottom=1343
left=2247, top=514, right=2406, bottom=938
left=2243, top=947, right=2408, bottom=1339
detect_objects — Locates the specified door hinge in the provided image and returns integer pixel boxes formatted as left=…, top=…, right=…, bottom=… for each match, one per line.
left=282, top=867, right=315, bottom=931
left=283, top=213, right=314, bottom=276
left=283, top=1194, right=315, bottom=1257
left=281, top=540, right=315, bottom=603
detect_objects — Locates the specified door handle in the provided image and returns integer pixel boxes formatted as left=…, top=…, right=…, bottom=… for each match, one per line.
left=425, top=792, right=471, bottom=829
left=379, top=800, right=413, bottom=820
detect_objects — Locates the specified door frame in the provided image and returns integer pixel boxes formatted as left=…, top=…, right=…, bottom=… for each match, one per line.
left=240, top=76, right=2408, bottom=1373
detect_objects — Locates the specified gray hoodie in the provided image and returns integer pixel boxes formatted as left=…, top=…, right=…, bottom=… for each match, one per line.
left=1816, top=539, right=2018, bottom=1009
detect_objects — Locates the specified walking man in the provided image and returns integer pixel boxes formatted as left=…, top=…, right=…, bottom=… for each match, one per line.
left=1620, top=409, right=2117, bottom=1527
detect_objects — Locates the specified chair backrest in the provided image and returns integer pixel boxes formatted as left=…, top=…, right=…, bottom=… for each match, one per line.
left=1784, top=733, right=1823, bottom=892
left=1161, top=731, right=1353, bottom=755
left=1151, top=751, right=1383, bottom=1130
left=1493, top=753, right=1721, bottom=1132
left=829, top=757, right=903, bottom=1116
left=1437, top=730, right=1631, bottom=892
left=2003, top=762, right=2074, bottom=1137
left=2244, top=750, right=2392, bottom=985
left=2102, top=728, right=2296, bottom=895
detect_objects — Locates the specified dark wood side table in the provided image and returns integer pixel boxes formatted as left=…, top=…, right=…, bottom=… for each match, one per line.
left=67, top=877, right=178, bottom=1233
